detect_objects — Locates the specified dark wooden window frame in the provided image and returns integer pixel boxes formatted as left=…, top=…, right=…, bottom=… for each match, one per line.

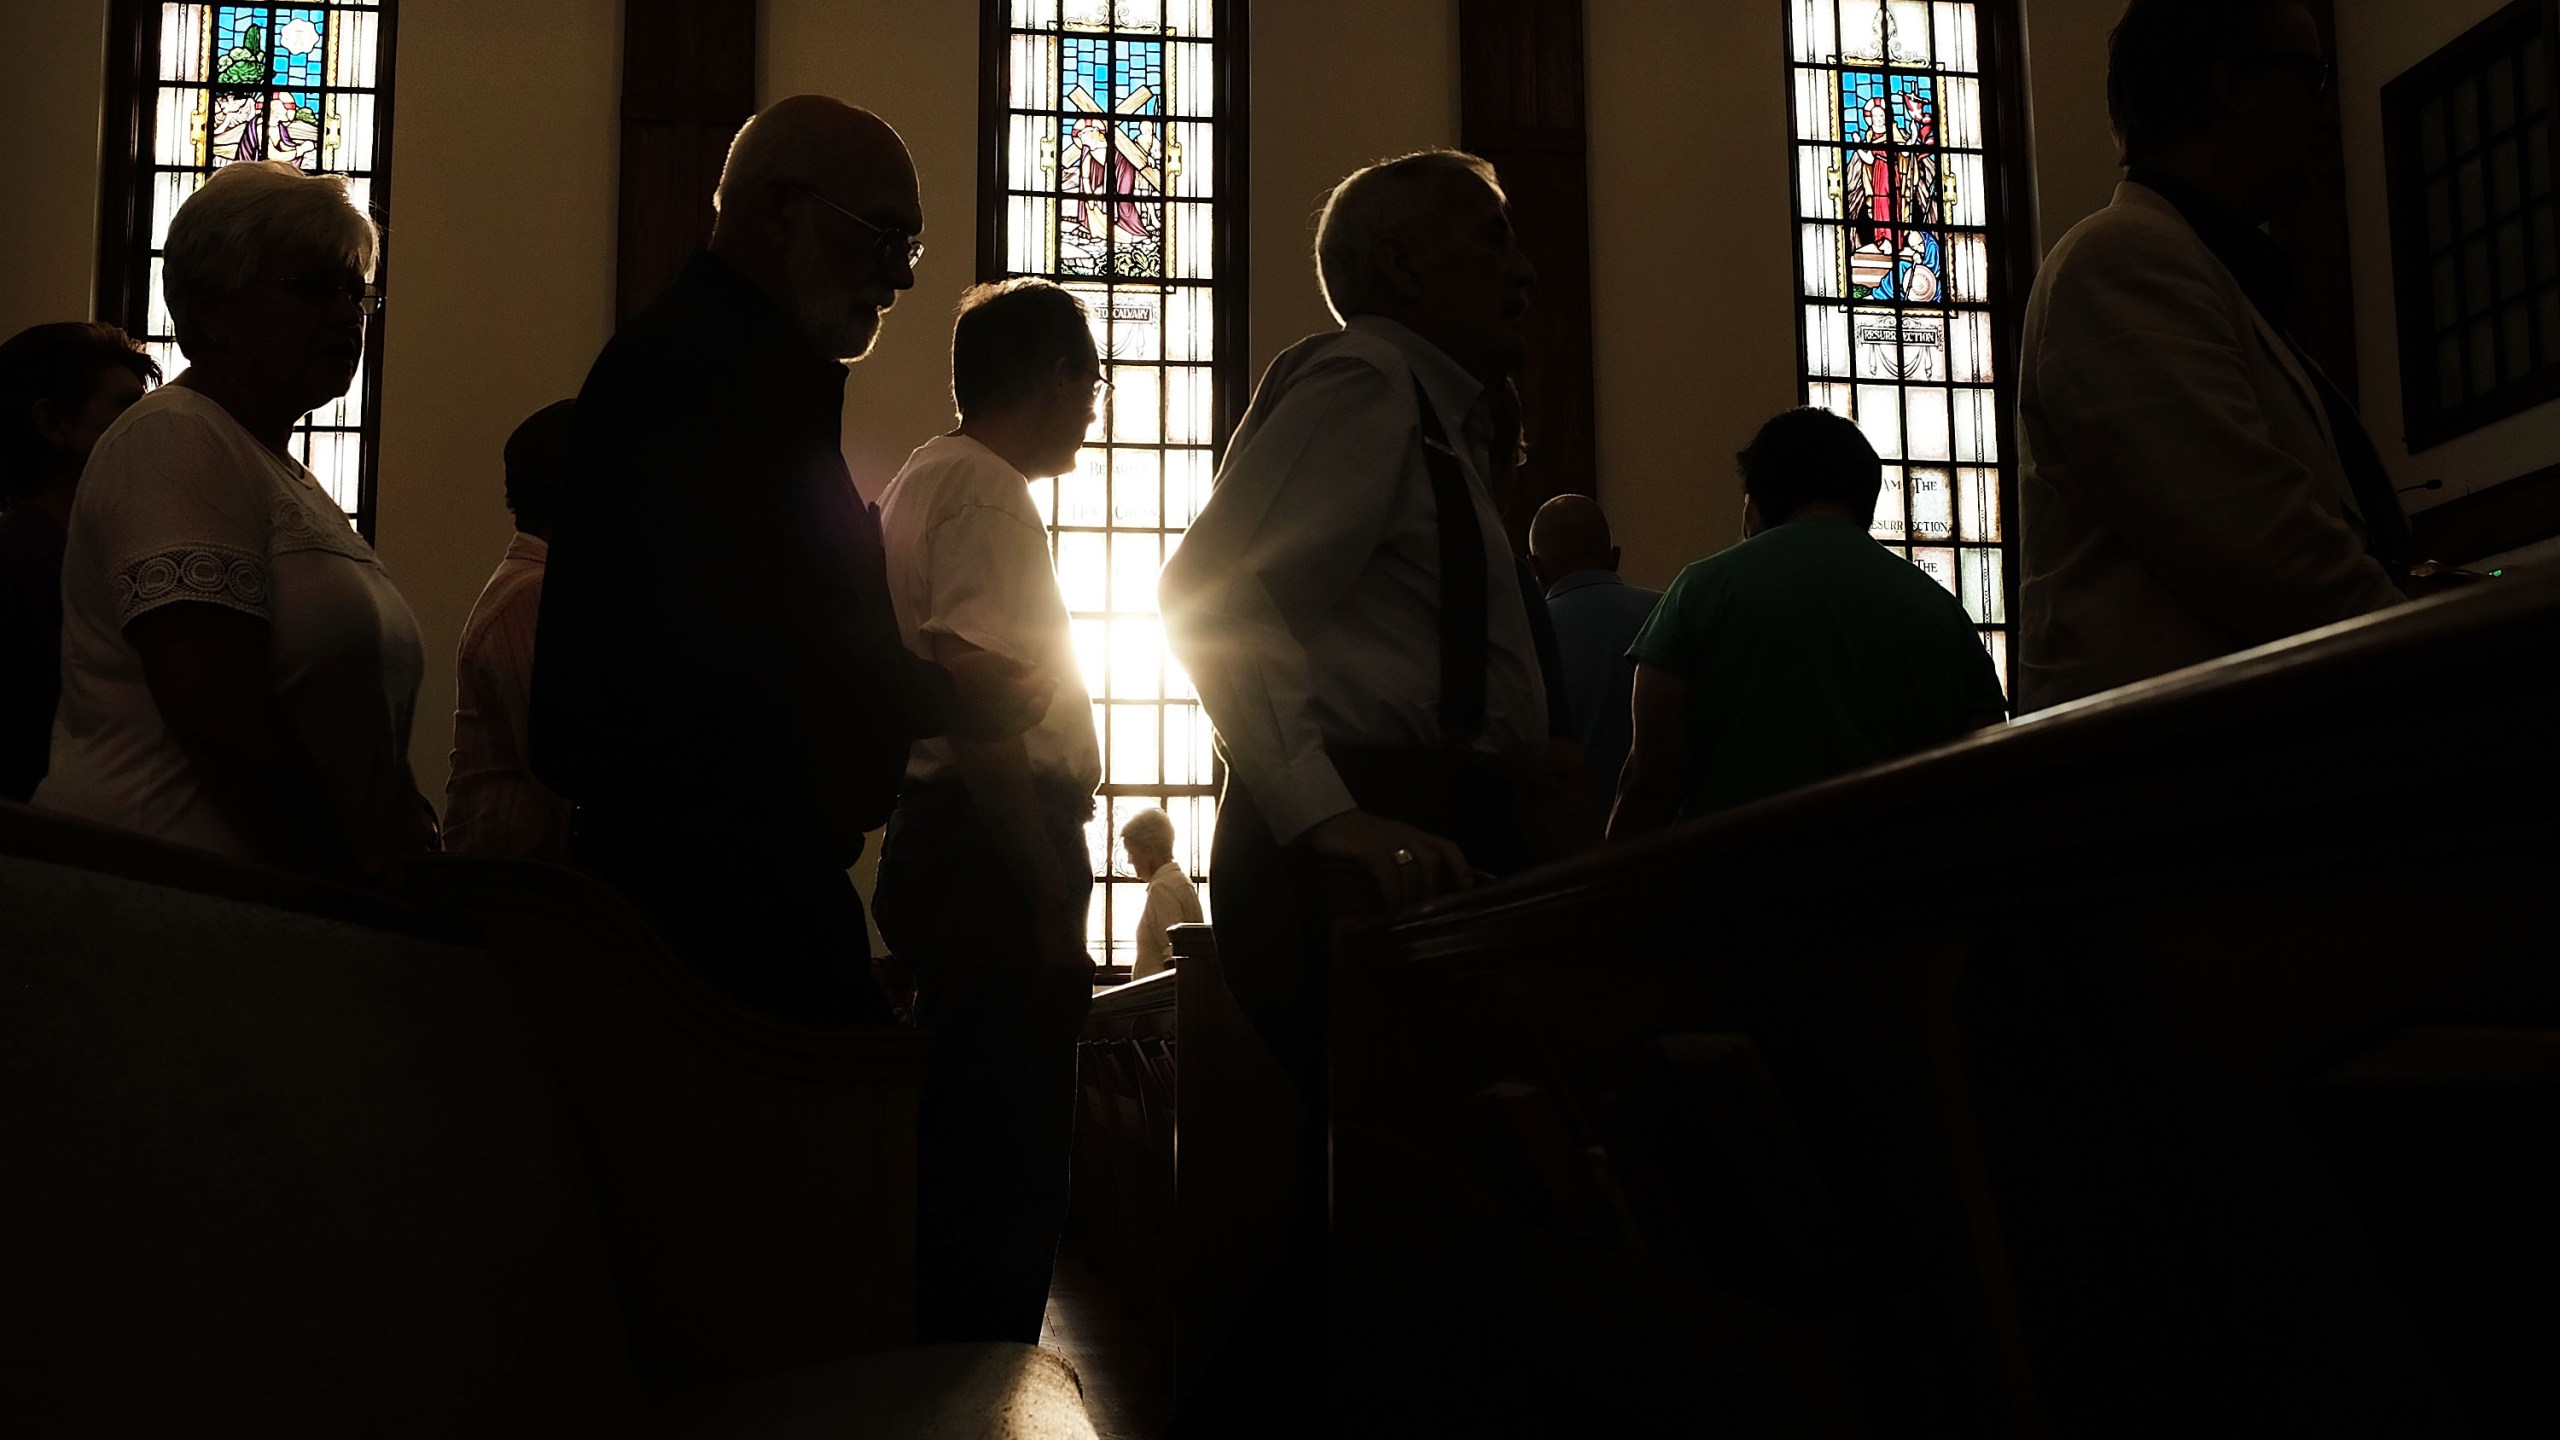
left=975, top=0, right=1249, bottom=967
left=95, top=0, right=403, bottom=542
left=1780, top=0, right=2037, bottom=689
left=2381, top=0, right=2560, bottom=453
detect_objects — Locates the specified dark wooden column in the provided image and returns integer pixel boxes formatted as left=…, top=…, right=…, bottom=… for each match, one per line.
left=1459, top=0, right=1598, bottom=551
left=617, top=0, right=757, bottom=323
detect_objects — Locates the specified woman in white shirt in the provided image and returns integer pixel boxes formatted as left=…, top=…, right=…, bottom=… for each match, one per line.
left=37, top=161, right=430, bottom=878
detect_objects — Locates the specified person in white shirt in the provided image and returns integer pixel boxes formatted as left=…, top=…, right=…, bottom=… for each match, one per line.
left=38, top=160, right=431, bottom=879
left=873, top=277, right=1103, bottom=1345
left=1119, top=806, right=1201, bottom=979
left=443, top=400, right=575, bottom=859
left=1156, top=148, right=1591, bottom=1427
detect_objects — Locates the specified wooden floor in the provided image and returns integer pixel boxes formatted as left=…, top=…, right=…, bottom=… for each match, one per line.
left=1041, top=1245, right=1174, bottom=1440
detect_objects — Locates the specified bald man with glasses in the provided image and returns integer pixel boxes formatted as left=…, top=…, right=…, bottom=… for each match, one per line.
left=531, top=95, right=1052, bottom=1025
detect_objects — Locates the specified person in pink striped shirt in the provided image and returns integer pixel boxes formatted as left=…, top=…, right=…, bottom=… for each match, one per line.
left=444, top=400, right=576, bottom=859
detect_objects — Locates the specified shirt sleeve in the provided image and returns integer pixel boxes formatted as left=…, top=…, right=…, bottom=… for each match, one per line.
left=79, top=408, right=272, bottom=628
left=1157, top=356, right=1412, bottom=845
left=917, top=487, right=1057, bottom=663
left=1624, top=569, right=1695, bottom=671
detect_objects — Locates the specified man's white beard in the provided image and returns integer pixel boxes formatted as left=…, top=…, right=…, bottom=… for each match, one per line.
left=804, top=295, right=881, bottom=364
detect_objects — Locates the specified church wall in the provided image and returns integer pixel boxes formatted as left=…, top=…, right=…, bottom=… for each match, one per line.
left=373, top=0, right=625, bottom=813
left=3, top=2, right=110, bottom=340
left=2020, top=0, right=2124, bottom=250
left=1245, top=1, right=1463, bottom=382
left=1585, top=0, right=2123, bottom=593
left=2336, top=0, right=2560, bottom=508
left=1585, top=0, right=1796, bottom=590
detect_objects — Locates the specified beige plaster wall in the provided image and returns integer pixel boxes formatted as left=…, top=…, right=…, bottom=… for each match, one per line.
left=1246, top=0, right=1463, bottom=381
left=375, top=0, right=624, bottom=806
left=2, top=1, right=109, bottom=339
left=1586, top=0, right=1799, bottom=590
left=2020, top=0, right=2123, bottom=251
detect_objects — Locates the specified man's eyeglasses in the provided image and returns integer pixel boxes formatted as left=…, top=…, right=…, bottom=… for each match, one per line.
left=265, top=272, right=384, bottom=314
left=796, top=186, right=926, bottom=271
left=2232, top=49, right=2335, bottom=97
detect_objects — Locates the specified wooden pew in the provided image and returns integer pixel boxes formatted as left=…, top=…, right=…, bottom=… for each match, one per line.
left=400, top=854, right=930, bottom=1384
left=1071, top=967, right=1177, bottom=1308
left=1319, top=576, right=2560, bottom=1436
left=0, top=802, right=1096, bottom=1438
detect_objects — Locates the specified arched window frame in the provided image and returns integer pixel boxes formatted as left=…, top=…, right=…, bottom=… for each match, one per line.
left=977, top=0, right=1248, bottom=971
left=96, top=0, right=401, bottom=541
left=1783, top=0, right=2035, bottom=692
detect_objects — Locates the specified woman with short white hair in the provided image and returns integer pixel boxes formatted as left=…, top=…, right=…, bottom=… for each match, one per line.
left=36, top=160, right=433, bottom=877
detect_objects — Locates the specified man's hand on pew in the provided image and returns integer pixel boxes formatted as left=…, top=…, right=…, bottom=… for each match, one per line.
left=1300, top=809, right=1475, bottom=912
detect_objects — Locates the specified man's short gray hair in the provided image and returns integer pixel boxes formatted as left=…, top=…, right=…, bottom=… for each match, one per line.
left=1313, top=150, right=1504, bottom=325
left=163, top=161, right=378, bottom=356
left=1119, top=806, right=1176, bottom=854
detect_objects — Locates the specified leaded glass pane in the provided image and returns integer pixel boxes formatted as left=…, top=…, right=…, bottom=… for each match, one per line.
left=1000, top=1, right=1231, bottom=966
left=1788, top=0, right=2011, bottom=698
left=135, top=2, right=392, bottom=534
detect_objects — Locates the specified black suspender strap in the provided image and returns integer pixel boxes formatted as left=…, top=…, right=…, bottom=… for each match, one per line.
left=1414, top=373, right=1489, bottom=741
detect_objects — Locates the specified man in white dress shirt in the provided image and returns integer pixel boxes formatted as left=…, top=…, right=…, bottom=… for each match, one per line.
left=1158, top=148, right=1586, bottom=1427
left=1119, top=806, right=1200, bottom=979
left=873, top=278, right=1103, bottom=1344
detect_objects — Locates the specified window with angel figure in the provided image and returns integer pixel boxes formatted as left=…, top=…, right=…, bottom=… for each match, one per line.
left=103, top=2, right=397, bottom=536
left=986, top=0, right=1241, bottom=969
left=1788, top=0, right=2020, bottom=696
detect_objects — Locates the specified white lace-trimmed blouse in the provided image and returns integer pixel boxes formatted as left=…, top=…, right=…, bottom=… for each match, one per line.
left=35, top=385, right=425, bottom=863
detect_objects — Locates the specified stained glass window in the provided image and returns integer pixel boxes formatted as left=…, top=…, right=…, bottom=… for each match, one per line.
left=1788, top=1, right=2015, bottom=696
left=987, top=0, right=1240, bottom=969
left=107, top=3, right=397, bottom=535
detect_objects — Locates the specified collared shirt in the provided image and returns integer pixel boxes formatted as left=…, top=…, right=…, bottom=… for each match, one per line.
left=2125, top=168, right=2413, bottom=571
left=444, top=532, right=571, bottom=859
left=880, top=433, right=1100, bottom=795
left=1160, top=316, right=1547, bottom=845
left=529, top=251, right=956, bottom=866
left=1131, top=859, right=1203, bottom=979
left=1542, top=569, right=1662, bottom=809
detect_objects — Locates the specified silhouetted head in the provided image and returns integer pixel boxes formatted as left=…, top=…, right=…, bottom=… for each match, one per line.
left=952, top=279, right=1102, bottom=480
left=502, top=398, right=576, bottom=541
left=1736, top=408, right=1883, bottom=534
left=164, top=160, right=377, bottom=417
left=1314, top=150, right=1537, bottom=385
left=1120, top=806, right=1177, bottom=878
left=712, top=96, right=922, bottom=363
left=2109, top=0, right=2327, bottom=220
left=1527, top=493, right=1620, bottom=592
left=0, top=322, right=158, bottom=512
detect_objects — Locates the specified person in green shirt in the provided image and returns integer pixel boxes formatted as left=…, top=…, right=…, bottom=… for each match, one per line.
left=1609, top=407, right=2008, bottom=837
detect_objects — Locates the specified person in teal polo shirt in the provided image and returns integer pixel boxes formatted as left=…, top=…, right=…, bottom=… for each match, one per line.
left=1608, top=407, right=2008, bottom=837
